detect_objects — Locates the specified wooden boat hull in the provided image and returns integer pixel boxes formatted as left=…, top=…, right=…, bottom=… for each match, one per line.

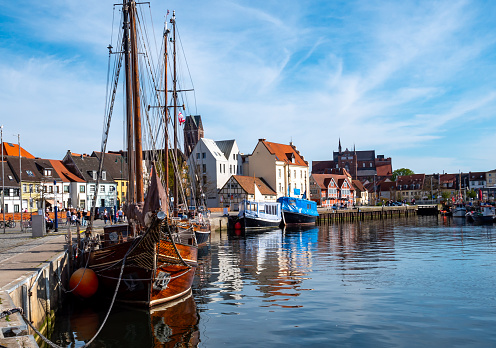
left=87, top=233, right=197, bottom=307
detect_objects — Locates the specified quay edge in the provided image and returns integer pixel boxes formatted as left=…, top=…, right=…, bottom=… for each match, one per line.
left=0, top=248, right=68, bottom=348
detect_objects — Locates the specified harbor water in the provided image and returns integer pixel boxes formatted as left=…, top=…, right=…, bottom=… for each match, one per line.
left=47, top=216, right=496, bottom=347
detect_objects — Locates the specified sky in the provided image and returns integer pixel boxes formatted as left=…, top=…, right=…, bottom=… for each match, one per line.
left=1, top=0, right=495, bottom=175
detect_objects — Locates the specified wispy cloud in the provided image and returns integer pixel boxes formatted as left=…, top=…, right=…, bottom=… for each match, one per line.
left=0, top=0, right=495, bottom=174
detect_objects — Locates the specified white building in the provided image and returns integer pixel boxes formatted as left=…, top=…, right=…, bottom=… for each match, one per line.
left=187, top=138, right=242, bottom=208
left=244, top=139, right=309, bottom=199
left=62, top=151, right=117, bottom=210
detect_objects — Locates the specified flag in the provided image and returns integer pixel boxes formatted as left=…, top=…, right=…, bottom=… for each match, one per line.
left=178, top=112, right=185, bottom=125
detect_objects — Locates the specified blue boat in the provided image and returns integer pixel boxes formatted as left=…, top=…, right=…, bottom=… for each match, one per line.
left=238, top=200, right=282, bottom=229
left=277, top=197, right=318, bottom=226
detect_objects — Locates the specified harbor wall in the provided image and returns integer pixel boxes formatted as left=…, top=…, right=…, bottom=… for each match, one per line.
left=0, top=250, right=69, bottom=347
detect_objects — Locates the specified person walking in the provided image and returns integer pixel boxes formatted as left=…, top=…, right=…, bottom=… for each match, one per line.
left=103, top=209, right=108, bottom=224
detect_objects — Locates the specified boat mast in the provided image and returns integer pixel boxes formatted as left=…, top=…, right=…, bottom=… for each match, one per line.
left=123, top=0, right=135, bottom=205
left=164, top=20, right=170, bottom=216
left=130, top=1, right=144, bottom=204
left=171, top=11, right=178, bottom=217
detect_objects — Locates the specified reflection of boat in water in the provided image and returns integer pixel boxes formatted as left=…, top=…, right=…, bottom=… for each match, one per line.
left=150, top=291, right=200, bottom=347
left=58, top=292, right=199, bottom=347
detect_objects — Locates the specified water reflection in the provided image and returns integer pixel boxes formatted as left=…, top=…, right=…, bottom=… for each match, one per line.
left=49, top=217, right=496, bottom=347
left=47, top=292, right=198, bottom=347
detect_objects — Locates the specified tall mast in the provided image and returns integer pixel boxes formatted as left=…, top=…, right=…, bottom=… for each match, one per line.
left=130, top=1, right=144, bottom=203
left=164, top=19, right=170, bottom=215
left=171, top=11, right=178, bottom=217
left=123, top=0, right=135, bottom=204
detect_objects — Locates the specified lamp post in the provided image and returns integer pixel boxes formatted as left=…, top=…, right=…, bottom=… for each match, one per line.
left=1, top=125, right=4, bottom=234
left=54, top=180, right=58, bottom=232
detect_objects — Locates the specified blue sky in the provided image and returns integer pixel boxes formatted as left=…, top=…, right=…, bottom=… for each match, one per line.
left=1, top=0, right=495, bottom=174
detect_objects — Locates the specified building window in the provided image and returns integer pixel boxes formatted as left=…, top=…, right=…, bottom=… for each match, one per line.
left=202, top=152, right=206, bottom=159
left=300, top=170, right=303, bottom=179
left=294, top=170, right=296, bottom=179
left=223, top=164, right=225, bottom=173
left=90, top=185, right=95, bottom=193
left=29, top=184, right=33, bottom=193
left=64, top=185, right=69, bottom=193
left=56, top=186, right=60, bottom=193
left=233, top=154, right=235, bottom=160
left=49, top=186, right=53, bottom=193
left=109, top=186, right=115, bottom=192
left=230, top=165, right=232, bottom=174
left=100, top=185, right=105, bottom=192
left=102, top=171, right=107, bottom=180
left=219, top=163, right=222, bottom=173
left=279, top=183, right=282, bottom=192
left=80, top=186, right=85, bottom=193
left=14, top=204, right=19, bottom=213
left=197, top=153, right=200, bottom=160
left=278, top=169, right=281, bottom=178
left=202, top=164, right=206, bottom=173
left=23, top=184, right=27, bottom=193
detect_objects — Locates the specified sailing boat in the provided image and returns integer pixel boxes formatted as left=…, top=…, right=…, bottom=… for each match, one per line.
left=83, top=2, right=199, bottom=307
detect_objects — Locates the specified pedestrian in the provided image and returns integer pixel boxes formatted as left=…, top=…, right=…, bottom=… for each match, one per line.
left=103, top=209, right=108, bottom=224
left=118, top=208, right=123, bottom=222
left=66, top=209, right=71, bottom=225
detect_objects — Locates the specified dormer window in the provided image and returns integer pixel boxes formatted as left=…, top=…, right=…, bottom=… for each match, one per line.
left=102, top=171, right=107, bottom=180
left=8, top=175, right=13, bottom=181
left=44, top=169, right=52, bottom=176
left=92, top=171, right=97, bottom=180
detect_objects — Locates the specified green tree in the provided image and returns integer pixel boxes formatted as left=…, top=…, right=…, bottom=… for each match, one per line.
left=466, top=189, right=477, bottom=200
left=392, top=168, right=414, bottom=181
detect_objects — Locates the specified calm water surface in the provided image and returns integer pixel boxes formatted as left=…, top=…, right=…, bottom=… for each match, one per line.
left=48, top=216, right=496, bottom=347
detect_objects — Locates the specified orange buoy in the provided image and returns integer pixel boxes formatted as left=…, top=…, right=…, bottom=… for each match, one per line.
left=69, top=268, right=99, bottom=298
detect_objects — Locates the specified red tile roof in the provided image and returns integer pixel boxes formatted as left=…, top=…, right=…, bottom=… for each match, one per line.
left=260, top=140, right=308, bottom=167
left=49, top=160, right=85, bottom=183
left=232, top=175, right=276, bottom=195
left=1, top=142, right=34, bottom=158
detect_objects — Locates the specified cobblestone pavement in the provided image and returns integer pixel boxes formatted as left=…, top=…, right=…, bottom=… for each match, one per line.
left=0, top=219, right=108, bottom=261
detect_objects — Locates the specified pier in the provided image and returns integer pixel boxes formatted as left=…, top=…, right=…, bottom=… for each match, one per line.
left=316, top=205, right=435, bottom=224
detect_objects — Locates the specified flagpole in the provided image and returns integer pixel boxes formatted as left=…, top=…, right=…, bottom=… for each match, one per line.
left=1, top=126, right=5, bottom=234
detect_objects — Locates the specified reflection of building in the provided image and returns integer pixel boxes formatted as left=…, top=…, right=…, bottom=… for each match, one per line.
left=312, top=139, right=392, bottom=181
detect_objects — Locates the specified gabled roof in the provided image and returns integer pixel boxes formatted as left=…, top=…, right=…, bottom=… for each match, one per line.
left=352, top=179, right=366, bottom=192
left=259, top=140, right=308, bottom=167
left=194, top=138, right=225, bottom=161
left=185, top=115, right=203, bottom=129
left=396, top=174, right=425, bottom=186
left=311, top=173, right=353, bottom=190
left=231, top=175, right=276, bottom=195
left=439, top=173, right=456, bottom=184
left=1, top=142, right=35, bottom=158
left=469, top=172, right=486, bottom=180
left=65, top=152, right=114, bottom=183
left=5, top=156, right=44, bottom=182
left=49, top=160, right=85, bottom=183
left=215, top=140, right=236, bottom=160
left=376, top=164, right=392, bottom=177
left=92, top=152, right=128, bottom=180
left=0, top=158, right=19, bottom=187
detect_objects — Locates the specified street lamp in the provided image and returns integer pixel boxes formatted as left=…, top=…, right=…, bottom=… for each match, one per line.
left=54, top=180, right=58, bottom=232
